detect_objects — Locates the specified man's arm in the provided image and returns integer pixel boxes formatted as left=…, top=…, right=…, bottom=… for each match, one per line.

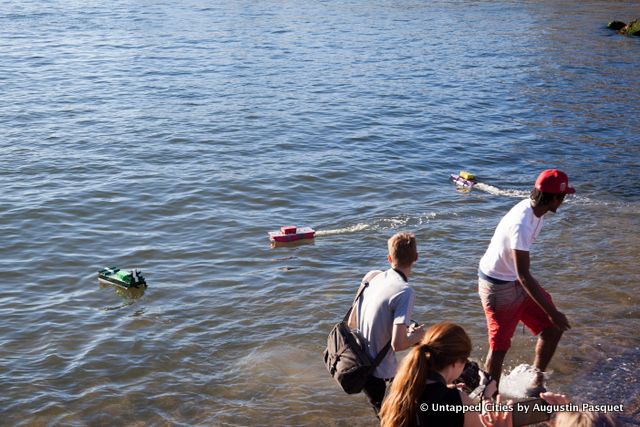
left=347, top=305, right=357, bottom=329
left=391, top=323, right=425, bottom=352
left=513, top=249, right=570, bottom=331
left=347, top=282, right=366, bottom=329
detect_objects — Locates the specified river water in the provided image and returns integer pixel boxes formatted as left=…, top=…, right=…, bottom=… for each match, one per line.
left=1, top=1, right=639, bottom=426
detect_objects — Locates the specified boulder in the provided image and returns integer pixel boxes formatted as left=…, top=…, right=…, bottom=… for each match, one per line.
left=624, top=19, right=640, bottom=36
left=608, top=20, right=627, bottom=31
left=608, top=19, right=640, bottom=36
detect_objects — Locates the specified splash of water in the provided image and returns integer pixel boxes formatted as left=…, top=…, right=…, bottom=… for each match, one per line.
left=499, top=364, right=546, bottom=399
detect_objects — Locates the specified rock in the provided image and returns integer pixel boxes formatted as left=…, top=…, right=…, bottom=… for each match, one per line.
left=623, top=19, right=640, bottom=36
left=608, top=20, right=627, bottom=31
left=608, top=19, right=640, bottom=36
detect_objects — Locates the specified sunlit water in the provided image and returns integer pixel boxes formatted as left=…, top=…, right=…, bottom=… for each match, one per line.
left=1, top=1, right=639, bottom=426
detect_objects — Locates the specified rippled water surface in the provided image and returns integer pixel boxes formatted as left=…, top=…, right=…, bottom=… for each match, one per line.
left=1, top=1, right=639, bottom=426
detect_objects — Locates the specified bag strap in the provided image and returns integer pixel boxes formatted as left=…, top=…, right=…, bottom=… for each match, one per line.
left=342, top=281, right=369, bottom=322
left=372, top=340, right=392, bottom=368
left=342, top=280, right=393, bottom=368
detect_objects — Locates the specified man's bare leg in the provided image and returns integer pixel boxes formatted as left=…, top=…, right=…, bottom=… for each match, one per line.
left=485, top=349, right=508, bottom=386
left=533, top=326, right=563, bottom=385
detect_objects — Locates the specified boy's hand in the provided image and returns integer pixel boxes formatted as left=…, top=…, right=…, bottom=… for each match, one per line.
left=408, top=322, right=423, bottom=333
left=408, top=323, right=425, bottom=345
left=549, top=310, right=571, bottom=331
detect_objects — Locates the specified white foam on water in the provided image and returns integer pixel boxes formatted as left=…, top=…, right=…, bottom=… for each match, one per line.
left=417, top=212, right=439, bottom=224
left=474, top=182, right=529, bottom=198
left=498, top=364, right=547, bottom=399
left=473, top=183, right=639, bottom=210
left=315, top=223, right=370, bottom=236
left=316, top=213, right=441, bottom=237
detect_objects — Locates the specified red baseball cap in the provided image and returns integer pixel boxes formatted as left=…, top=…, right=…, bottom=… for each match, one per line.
left=535, top=169, right=575, bottom=194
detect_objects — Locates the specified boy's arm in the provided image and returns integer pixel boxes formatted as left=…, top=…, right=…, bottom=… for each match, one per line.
left=513, top=249, right=570, bottom=331
left=390, top=286, right=425, bottom=351
left=347, top=305, right=357, bottom=329
left=347, top=282, right=365, bottom=329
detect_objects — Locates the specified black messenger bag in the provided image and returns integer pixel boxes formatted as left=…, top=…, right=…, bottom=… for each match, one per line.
left=323, top=281, right=391, bottom=394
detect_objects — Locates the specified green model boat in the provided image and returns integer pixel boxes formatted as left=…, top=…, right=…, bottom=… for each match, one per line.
left=98, top=267, right=147, bottom=289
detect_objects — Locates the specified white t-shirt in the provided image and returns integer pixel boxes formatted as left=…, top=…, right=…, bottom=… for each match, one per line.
left=357, top=268, right=415, bottom=379
left=479, top=199, right=544, bottom=282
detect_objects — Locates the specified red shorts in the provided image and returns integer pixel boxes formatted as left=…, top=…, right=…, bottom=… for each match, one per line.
left=479, top=278, right=555, bottom=352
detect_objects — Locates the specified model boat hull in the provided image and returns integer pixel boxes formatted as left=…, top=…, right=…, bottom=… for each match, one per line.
left=268, top=226, right=315, bottom=242
left=98, top=267, right=147, bottom=289
left=450, top=174, right=477, bottom=188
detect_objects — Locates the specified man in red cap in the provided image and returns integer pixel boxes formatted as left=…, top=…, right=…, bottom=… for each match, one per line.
left=478, top=169, right=575, bottom=394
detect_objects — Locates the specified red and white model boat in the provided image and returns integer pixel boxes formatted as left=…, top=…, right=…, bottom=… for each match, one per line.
left=268, top=225, right=315, bottom=243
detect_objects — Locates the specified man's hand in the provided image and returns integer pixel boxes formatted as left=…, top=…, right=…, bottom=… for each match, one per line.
left=549, top=310, right=571, bottom=331
left=483, top=379, right=498, bottom=400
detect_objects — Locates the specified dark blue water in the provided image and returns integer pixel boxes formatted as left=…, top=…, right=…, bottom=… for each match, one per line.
left=1, top=1, right=639, bottom=425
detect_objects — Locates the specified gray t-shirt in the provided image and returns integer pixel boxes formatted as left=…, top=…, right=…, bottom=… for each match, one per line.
left=357, top=268, right=416, bottom=379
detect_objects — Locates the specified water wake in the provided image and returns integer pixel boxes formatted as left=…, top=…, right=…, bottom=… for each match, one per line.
left=473, top=182, right=636, bottom=209
left=316, top=213, right=440, bottom=237
left=315, top=223, right=370, bottom=237
left=474, top=182, right=529, bottom=198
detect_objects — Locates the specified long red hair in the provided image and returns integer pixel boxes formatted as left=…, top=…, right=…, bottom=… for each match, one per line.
left=379, top=322, right=472, bottom=427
